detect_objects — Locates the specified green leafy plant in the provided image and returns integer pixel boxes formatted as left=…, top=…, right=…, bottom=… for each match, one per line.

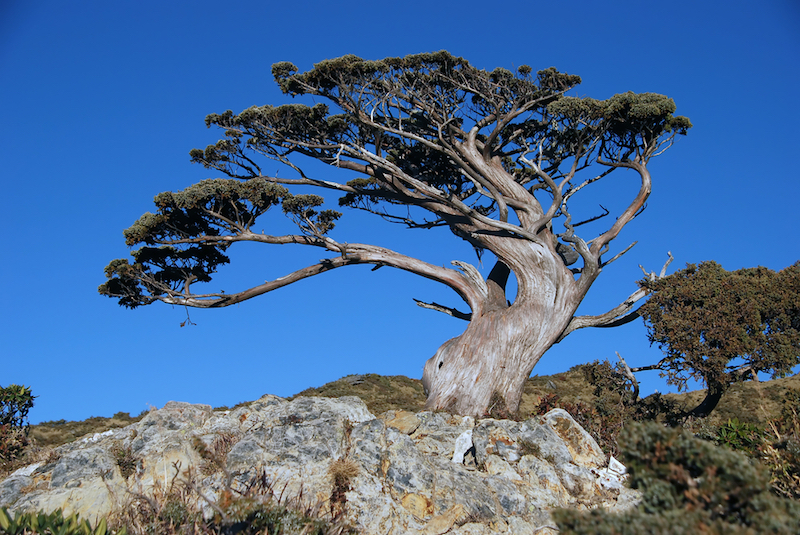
left=0, top=384, right=35, bottom=467
left=0, top=385, right=35, bottom=429
left=714, top=418, right=764, bottom=454
left=0, top=506, right=124, bottom=535
left=110, top=441, right=139, bottom=480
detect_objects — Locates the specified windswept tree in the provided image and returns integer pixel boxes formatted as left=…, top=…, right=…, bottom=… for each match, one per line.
left=100, top=52, right=690, bottom=416
left=636, top=261, right=800, bottom=418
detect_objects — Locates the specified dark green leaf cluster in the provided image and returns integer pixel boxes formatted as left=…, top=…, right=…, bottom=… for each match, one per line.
left=281, top=193, right=341, bottom=235
left=273, top=51, right=473, bottom=95
left=98, top=258, right=152, bottom=308
left=100, top=179, right=292, bottom=308
left=123, top=178, right=286, bottom=246
left=638, top=261, right=800, bottom=396
left=0, top=384, right=35, bottom=430
left=714, top=418, right=765, bottom=455
left=548, top=92, right=691, bottom=160
left=554, top=423, right=800, bottom=534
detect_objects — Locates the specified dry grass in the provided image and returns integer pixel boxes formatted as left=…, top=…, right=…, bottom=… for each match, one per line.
left=31, top=411, right=146, bottom=448
left=290, top=374, right=427, bottom=415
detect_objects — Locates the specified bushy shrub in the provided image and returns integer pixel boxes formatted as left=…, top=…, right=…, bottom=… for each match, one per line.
left=554, top=422, right=800, bottom=534
left=0, top=384, right=35, bottom=467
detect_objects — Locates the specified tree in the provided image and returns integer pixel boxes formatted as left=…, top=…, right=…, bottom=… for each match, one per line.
left=100, top=52, right=690, bottom=416
left=636, top=261, right=800, bottom=418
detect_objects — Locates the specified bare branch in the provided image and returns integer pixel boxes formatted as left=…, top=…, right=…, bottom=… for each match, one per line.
left=600, top=241, right=637, bottom=269
left=590, top=159, right=651, bottom=256
left=558, top=252, right=674, bottom=340
left=413, top=299, right=472, bottom=321
left=147, top=235, right=486, bottom=315
left=569, top=205, right=610, bottom=228
left=616, top=352, right=640, bottom=400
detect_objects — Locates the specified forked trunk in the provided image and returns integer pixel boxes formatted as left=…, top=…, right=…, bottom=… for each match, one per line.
left=422, top=253, right=586, bottom=417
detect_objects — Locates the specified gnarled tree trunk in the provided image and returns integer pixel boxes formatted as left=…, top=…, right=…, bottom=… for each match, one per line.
left=422, top=246, right=590, bottom=417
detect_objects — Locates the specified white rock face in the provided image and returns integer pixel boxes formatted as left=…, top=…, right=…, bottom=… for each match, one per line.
left=0, top=396, right=640, bottom=534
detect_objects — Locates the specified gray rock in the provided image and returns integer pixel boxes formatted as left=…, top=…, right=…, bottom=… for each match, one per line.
left=0, top=396, right=639, bottom=534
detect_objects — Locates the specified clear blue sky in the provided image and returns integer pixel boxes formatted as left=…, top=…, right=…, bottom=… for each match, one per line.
left=2, top=1, right=799, bottom=424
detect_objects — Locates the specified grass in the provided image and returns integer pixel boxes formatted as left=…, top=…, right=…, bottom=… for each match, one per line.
left=31, top=411, right=146, bottom=448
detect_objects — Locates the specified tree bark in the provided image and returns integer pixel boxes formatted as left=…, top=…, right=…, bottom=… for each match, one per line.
left=422, top=246, right=585, bottom=416
left=685, top=381, right=726, bottom=419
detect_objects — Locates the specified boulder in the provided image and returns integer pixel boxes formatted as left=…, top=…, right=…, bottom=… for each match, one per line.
left=0, top=396, right=637, bottom=533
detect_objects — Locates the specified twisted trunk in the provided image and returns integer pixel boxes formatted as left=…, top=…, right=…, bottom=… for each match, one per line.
left=422, top=244, right=591, bottom=416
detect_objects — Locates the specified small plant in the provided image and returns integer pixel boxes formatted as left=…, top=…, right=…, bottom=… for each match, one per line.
left=714, top=418, right=764, bottom=454
left=328, top=458, right=359, bottom=519
left=110, top=441, right=139, bottom=480
left=0, top=506, right=124, bottom=535
left=192, top=432, right=240, bottom=476
left=0, top=384, right=35, bottom=429
left=0, top=384, right=35, bottom=468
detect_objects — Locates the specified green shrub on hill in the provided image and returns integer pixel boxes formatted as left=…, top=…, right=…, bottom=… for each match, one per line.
left=554, top=422, right=800, bottom=534
left=0, top=384, right=35, bottom=469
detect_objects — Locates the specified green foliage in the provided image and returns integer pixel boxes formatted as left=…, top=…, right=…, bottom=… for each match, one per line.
left=0, top=385, right=35, bottom=429
left=638, top=261, right=800, bottom=416
left=99, top=178, right=291, bottom=308
left=554, top=422, right=800, bottom=534
left=110, top=441, right=139, bottom=480
left=103, top=50, right=690, bottom=316
left=714, top=418, right=765, bottom=454
left=0, top=506, right=123, bottom=535
left=0, top=384, right=35, bottom=467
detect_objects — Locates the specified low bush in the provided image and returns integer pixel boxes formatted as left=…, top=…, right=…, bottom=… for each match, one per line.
left=554, top=422, right=800, bottom=534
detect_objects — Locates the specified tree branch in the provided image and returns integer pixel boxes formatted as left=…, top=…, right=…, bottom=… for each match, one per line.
left=557, top=251, right=673, bottom=340
left=615, top=352, right=640, bottom=400
left=148, top=235, right=486, bottom=315
left=413, top=299, right=472, bottom=321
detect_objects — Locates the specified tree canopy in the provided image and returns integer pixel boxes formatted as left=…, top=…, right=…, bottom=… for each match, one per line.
left=101, top=51, right=690, bottom=415
left=638, top=261, right=800, bottom=417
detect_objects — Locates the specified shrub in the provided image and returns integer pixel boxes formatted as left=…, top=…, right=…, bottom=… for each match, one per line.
left=0, top=384, right=35, bottom=468
left=553, top=422, right=800, bottom=534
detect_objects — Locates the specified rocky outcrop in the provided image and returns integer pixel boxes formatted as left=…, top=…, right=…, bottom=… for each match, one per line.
left=1, top=396, right=637, bottom=534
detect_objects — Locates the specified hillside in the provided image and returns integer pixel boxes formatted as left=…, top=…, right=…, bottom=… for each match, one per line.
left=27, top=369, right=800, bottom=449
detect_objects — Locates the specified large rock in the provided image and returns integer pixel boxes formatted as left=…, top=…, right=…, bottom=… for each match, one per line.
left=0, top=397, right=638, bottom=534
